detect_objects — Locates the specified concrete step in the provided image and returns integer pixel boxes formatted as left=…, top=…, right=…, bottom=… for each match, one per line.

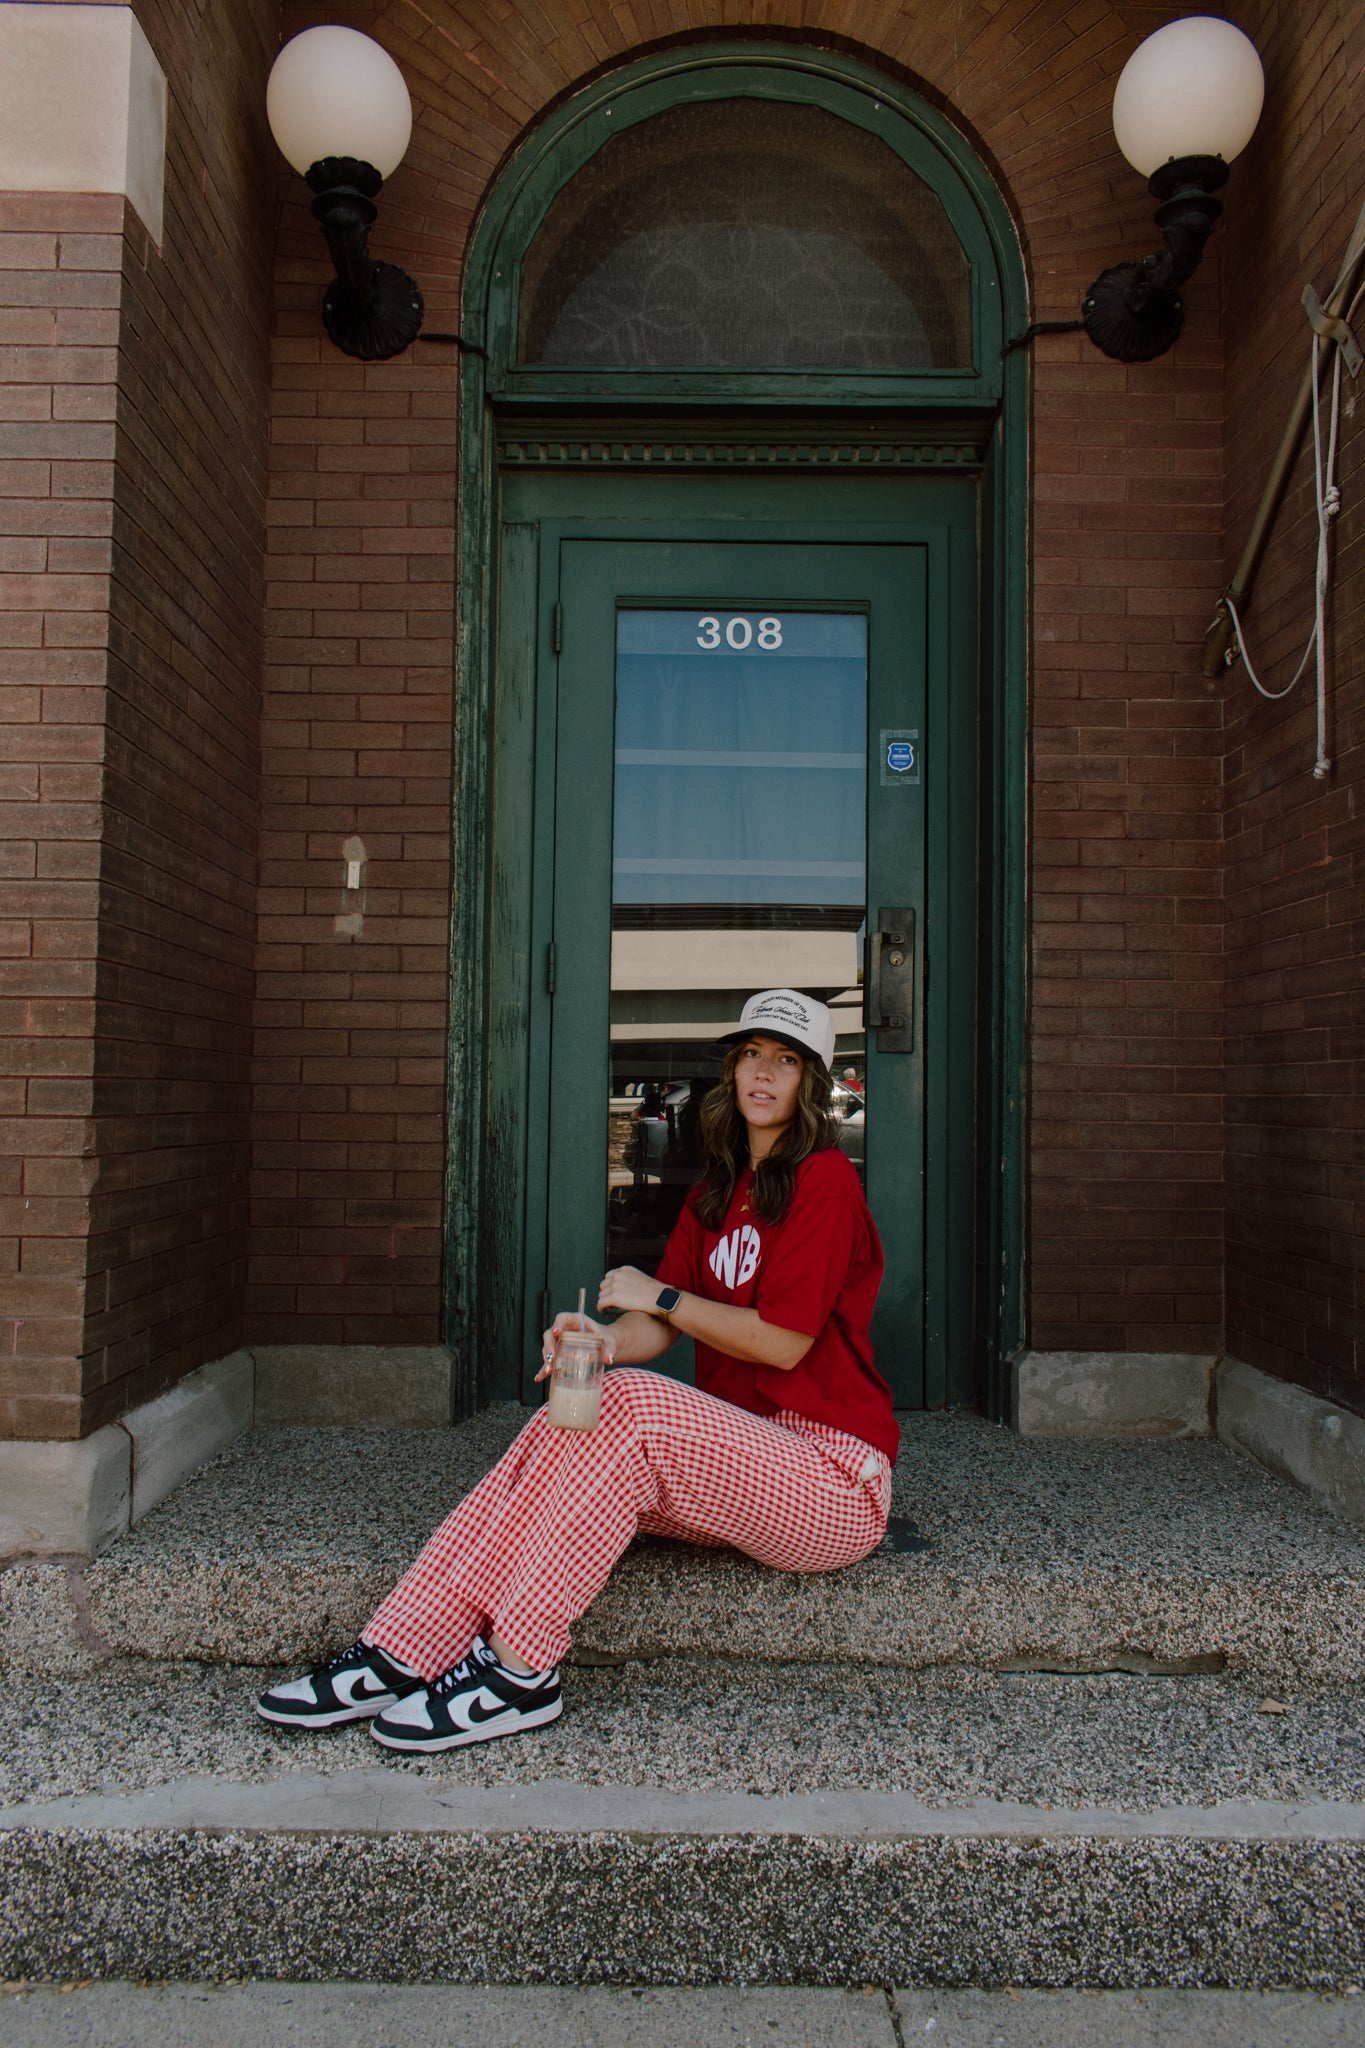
left=2, top=1655, right=1364, bottom=1986
left=3, top=1411, right=1364, bottom=1684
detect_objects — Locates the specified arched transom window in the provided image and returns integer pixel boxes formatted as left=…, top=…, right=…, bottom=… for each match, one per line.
left=516, top=98, right=973, bottom=374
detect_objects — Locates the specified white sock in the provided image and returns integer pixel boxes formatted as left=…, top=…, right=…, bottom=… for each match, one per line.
left=488, top=1646, right=548, bottom=1684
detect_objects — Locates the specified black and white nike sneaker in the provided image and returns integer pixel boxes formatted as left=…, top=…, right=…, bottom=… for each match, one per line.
left=256, top=1640, right=425, bottom=1729
left=370, top=1639, right=563, bottom=1752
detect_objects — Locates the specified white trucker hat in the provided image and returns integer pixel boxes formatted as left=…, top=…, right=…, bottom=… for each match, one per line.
left=720, top=989, right=836, bottom=1073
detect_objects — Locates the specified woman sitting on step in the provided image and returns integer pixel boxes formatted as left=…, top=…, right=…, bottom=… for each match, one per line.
left=257, top=988, right=899, bottom=1753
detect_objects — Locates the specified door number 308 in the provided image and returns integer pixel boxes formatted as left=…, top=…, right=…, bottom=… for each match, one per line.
left=696, top=616, right=783, bottom=650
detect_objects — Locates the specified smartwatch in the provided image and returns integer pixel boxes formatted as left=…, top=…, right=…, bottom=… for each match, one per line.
left=654, top=1286, right=682, bottom=1320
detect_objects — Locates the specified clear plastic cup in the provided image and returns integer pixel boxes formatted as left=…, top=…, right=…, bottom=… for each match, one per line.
left=547, top=1328, right=606, bottom=1431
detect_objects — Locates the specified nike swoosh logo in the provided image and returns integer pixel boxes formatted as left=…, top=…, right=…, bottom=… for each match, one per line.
left=346, top=1675, right=394, bottom=1702
left=464, top=1691, right=515, bottom=1725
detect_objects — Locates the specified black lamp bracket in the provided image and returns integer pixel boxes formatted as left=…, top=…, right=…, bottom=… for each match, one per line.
left=1083, top=153, right=1229, bottom=363
left=305, top=156, right=424, bottom=362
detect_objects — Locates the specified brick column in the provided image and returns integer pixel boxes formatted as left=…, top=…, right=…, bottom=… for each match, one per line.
left=0, top=0, right=275, bottom=1442
left=0, top=194, right=119, bottom=1437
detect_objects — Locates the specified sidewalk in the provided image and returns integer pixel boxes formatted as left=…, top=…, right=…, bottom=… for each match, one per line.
left=2, top=1982, right=1364, bottom=2047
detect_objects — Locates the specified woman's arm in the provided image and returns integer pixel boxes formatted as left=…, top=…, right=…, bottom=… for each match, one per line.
left=596, top=1265, right=813, bottom=1372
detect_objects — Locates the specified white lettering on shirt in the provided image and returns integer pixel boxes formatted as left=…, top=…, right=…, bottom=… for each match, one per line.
left=709, top=1222, right=761, bottom=1292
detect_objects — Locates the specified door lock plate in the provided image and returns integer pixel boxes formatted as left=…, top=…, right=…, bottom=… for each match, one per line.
left=866, top=908, right=915, bottom=1053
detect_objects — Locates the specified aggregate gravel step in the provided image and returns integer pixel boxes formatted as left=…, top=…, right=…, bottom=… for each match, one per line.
left=4, top=1656, right=1365, bottom=1813
left=2, top=1657, right=1364, bottom=1988
left=3, top=1411, right=1363, bottom=1684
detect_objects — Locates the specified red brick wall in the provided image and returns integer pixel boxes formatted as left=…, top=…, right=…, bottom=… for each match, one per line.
left=84, top=0, right=278, bottom=1432
left=0, top=0, right=276, bottom=1439
left=1221, top=1, right=1365, bottom=1415
left=1026, top=212, right=1225, bottom=1357
left=19, top=3, right=1353, bottom=1429
left=249, top=9, right=460, bottom=1345
left=250, top=0, right=1230, bottom=1366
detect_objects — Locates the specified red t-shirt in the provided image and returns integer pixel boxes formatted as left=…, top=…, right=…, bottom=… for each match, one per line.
left=655, top=1147, right=900, bottom=1465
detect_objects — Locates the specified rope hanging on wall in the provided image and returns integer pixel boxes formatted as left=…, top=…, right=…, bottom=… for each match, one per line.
left=1224, top=275, right=1362, bottom=781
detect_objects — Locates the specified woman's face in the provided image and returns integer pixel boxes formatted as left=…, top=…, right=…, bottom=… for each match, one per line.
left=733, top=1035, right=803, bottom=1144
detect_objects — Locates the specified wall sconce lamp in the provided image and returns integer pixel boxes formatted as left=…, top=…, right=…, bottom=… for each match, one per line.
left=266, top=25, right=423, bottom=362
left=1083, top=15, right=1264, bottom=363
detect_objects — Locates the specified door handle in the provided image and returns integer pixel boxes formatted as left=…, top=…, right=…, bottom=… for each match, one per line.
left=865, top=908, right=915, bottom=1053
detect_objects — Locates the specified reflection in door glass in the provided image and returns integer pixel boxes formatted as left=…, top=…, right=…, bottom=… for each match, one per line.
left=608, top=609, right=868, bottom=1275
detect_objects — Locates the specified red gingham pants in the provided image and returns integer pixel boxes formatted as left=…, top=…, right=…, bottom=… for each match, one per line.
left=363, top=1368, right=892, bottom=1677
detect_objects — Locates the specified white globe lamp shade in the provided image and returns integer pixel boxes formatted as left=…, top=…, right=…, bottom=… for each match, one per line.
left=267, top=26, right=413, bottom=179
left=1112, top=15, right=1264, bottom=178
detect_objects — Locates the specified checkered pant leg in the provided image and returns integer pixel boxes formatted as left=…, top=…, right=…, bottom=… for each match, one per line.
left=362, top=1368, right=890, bottom=1678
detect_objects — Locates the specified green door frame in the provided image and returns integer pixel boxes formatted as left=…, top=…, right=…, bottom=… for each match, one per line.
left=446, top=42, right=1030, bottom=1420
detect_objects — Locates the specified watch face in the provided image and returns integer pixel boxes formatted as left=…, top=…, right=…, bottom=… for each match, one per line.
left=656, top=1287, right=682, bottom=1312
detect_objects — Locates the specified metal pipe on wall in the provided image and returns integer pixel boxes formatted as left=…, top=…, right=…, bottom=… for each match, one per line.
left=1201, top=198, right=1365, bottom=679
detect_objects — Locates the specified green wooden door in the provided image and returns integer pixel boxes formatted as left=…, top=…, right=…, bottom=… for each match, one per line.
left=499, top=482, right=979, bottom=1411
left=550, top=540, right=928, bottom=1402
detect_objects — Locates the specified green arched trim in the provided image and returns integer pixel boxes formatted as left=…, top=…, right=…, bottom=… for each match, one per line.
left=463, top=42, right=1025, bottom=405
left=446, top=42, right=1029, bottom=1420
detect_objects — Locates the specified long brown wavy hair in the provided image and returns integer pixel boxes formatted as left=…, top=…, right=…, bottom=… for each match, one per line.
left=693, top=1041, right=836, bottom=1230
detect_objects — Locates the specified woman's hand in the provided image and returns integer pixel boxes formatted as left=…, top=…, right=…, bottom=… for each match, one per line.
left=536, top=1280, right=679, bottom=1376
left=535, top=1311, right=616, bottom=1384
left=596, top=1266, right=666, bottom=1316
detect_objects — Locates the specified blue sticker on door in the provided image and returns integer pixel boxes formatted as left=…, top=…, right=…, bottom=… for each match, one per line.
left=880, top=727, right=920, bottom=786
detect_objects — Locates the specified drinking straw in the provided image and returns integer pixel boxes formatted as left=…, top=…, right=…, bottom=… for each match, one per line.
left=576, top=1286, right=586, bottom=1332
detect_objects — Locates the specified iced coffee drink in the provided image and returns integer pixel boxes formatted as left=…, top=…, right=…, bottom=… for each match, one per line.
left=547, top=1328, right=605, bottom=1431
